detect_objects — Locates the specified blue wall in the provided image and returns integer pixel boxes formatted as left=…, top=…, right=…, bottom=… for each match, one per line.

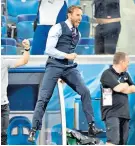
left=8, top=63, right=135, bottom=145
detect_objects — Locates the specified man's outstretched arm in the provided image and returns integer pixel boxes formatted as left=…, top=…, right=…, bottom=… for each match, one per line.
left=14, top=39, right=30, bottom=68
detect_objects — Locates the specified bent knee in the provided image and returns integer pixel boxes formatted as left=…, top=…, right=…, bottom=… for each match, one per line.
left=79, top=87, right=90, bottom=96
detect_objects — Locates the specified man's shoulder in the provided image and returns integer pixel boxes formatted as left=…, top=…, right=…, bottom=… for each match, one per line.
left=50, top=23, right=63, bottom=31
left=2, top=58, right=9, bottom=68
left=48, top=23, right=62, bottom=36
left=2, top=58, right=16, bottom=69
left=100, top=68, right=115, bottom=81
left=52, top=21, right=65, bottom=27
left=102, top=68, right=112, bottom=76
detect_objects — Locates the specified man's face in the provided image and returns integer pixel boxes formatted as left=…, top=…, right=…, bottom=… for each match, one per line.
left=68, top=8, right=82, bottom=27
left=120, top=56, right=129, bottom=72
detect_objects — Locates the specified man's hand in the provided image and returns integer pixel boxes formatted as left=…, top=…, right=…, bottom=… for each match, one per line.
left=65, top=53, right=77, bottom=60
left=59, top=79, right=65, bottom=84
left=129, top=85, right=135, bottom=93
left=13, top=39, right=30, bottom=68
left=122, top=85, right=135, bottom=94
left=22, top=39, right=30, bottom=50
left=113, top=83, right=129, bottom=93
left=114, top=82, right=135, bottom=94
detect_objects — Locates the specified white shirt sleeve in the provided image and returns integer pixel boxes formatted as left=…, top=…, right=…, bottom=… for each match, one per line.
left=4, top=59, right=17, bottom=68
left=45, top=23, right=67, bottom=59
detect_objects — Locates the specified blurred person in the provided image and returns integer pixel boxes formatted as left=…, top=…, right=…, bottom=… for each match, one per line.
left=28, top=5, right=103, bottom=143
left=118, top=0, right=135, bottom=54
left=100, top=52, right=135, bottom=145
left=31, top=0, right=67, bottom=54
left=93, top=0, right=121, bottom=54
left=1, top=39, right=30, bottom=145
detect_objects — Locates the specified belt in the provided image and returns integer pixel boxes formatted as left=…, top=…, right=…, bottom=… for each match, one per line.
left=49, top=56, right=73, bottom=65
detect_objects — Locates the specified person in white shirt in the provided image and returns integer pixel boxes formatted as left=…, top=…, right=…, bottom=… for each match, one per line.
left=1, top=39, right=30, bottom=145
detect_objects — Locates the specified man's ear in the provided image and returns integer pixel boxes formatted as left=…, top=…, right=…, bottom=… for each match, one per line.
left=67, top=13, right=71, bottom=19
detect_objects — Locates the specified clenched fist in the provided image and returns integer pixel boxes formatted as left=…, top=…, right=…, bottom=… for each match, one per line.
left=65, top=53, right=77, bottom=60
left=22, top=39, right=30, bottom=50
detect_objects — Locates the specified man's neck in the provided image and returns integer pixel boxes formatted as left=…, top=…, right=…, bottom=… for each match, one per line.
left=66, top=19, right=73, bottom=26
left=112, top=65, right=122, bottom=74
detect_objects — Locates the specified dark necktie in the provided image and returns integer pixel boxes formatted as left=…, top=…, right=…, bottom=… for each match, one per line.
left=71, top=27, right=77, bottom=49
left=71, top=27, right=76, bottom=39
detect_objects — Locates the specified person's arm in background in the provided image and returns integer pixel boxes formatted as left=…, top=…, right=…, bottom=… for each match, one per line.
left=118, top=73, right=135, bottom=94
left=115, top=83, right=135, bottom=94
left=13, top=39, right=30, bottom=68
left=123, top=85, right=135, bottom=93
left=45, top=24, right=77, bottom=60
left=100, top=71, right=131, bottom=93
left=113, top=73, right=135, bottom=94
left=4, top=39, right=30, bottom=68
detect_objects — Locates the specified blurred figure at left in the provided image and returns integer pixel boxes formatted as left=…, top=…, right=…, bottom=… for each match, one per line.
left=1, top=39, right=30, bottom=145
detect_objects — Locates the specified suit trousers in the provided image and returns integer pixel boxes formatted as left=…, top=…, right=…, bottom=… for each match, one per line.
left=1, top=104, right=9, bottom=145
left=32, top=59, right=94, bottom=130
left=95, top=22, right=121, bottom=54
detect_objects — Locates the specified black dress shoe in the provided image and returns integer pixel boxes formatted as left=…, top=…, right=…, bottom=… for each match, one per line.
left=88, top=123, right=103, bottom=136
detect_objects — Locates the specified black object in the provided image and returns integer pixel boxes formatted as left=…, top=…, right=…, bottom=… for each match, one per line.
left=88, top=123, right=104, bottom=136
left=66, top=128, right=104, bottom=145
left=25, top=48, right=30, bottom=51
left=33, top=0, right=43, bottom=31
left=95, top=22, right=121, bottom=54
left=94, top=0, right=120, bottom=19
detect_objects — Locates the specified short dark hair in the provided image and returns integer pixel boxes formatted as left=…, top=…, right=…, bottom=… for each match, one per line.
left=113, top=52, right=127, bottom=64
left=67, top=5, right=82, bottom=15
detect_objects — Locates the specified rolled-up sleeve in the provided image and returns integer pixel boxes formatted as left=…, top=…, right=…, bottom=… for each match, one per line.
left=100, top=71, right=120, bottom=89
left=45, top=23, right=67, bottom=59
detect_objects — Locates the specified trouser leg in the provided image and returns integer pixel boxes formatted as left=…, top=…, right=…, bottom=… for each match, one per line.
left=95, top=25, right=104, bottom=54
left=105, top=117, right=120, bottom=145
left=62, top=67, right=94, bottom=123
left=119, top=118, right=129, bottom=145
left=32, top=66, right=63, bottom=130
left=104, top=22, right=121, bottom=54
left=1, top=104, right=10, bottom=145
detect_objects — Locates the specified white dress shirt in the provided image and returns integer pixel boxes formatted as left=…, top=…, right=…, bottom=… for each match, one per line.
left=45, top=19, right=81, bottom=59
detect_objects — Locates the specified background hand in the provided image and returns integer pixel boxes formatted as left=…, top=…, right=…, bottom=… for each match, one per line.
left=22, top=39, right=30, bottom=50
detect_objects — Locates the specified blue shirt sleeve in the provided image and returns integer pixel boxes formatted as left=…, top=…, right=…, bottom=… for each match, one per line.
left=45, top=23, right=67, bottom=59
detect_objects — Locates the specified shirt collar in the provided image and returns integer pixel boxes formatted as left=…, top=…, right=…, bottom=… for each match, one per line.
left=110, top=65, right=125, bottom=76
left=110, top=65, right=121, bottom=76
left=65, top=19, right=73, bottom=30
